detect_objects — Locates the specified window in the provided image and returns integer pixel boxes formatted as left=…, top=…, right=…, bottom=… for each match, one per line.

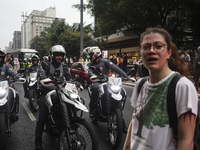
left=78, top=63, right=83, bottom=70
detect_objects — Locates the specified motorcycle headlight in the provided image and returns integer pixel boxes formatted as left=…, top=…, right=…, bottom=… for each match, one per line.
left=0, top=89, right=7, bottom=99
left=70, top=93, right=78, bottom=99
left=110, top=85, right=120, bottom=93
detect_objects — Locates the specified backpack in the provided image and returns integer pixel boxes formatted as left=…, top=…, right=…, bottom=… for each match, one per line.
left=137, top=74, right=200, bottom=150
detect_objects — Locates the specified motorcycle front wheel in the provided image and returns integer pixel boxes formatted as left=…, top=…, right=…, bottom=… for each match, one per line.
left=108, top=109, right=123, bottom=149
left=59, top=119, right=98, bottom=150
left=29, top=89, right=39, bottom=112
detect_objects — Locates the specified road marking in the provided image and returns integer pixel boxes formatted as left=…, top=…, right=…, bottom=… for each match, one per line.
left=22, top=102, right=36, bottom=121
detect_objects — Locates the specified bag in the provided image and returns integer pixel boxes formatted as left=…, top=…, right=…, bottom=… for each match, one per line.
left=137, top=74, right=200, bottom=150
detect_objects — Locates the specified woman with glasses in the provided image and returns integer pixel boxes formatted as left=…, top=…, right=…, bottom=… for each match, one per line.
left=123, top=27, right=198, bottom=150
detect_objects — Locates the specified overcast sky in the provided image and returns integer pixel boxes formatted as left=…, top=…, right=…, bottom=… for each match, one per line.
left=0, top=0, right=94, bottom=50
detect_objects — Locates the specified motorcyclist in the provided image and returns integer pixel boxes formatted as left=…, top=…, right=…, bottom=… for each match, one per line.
left=83, top=46, right=128, bottom=133
left=22, top=58, right=27, bottom=69
left=27, top=58, right=32, bottom=68
left=0, top=50, right=19, bottom=121
left=35, top=45, right=73, bottom=150
left=23, top=55, right=41, bottom=98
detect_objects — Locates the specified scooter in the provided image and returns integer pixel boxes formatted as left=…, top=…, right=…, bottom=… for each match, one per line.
left=39, top=73, right=99, bottom=150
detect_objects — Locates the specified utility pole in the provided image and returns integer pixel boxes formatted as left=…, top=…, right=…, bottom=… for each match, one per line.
left=80, top=0, right=83, bottom=56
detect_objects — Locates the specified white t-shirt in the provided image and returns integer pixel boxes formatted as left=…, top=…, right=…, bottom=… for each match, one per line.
left=130, top=71, right=198, bottom=150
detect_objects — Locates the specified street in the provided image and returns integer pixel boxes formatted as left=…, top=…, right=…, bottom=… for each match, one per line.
left=2, top=82, right=134, bottom=150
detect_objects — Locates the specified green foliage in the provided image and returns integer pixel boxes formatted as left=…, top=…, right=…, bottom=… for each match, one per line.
left=87, top=0, right=200, bottom=47
left=29, top=18, right=95, bottom=59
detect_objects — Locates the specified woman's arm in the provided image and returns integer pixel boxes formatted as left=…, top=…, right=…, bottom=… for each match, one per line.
left=123, top=120, right=133, bottom=150
left=177, top=111, right=196, bottom=150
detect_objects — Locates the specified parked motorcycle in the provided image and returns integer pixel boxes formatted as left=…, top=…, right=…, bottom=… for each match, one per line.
left=40, top=74, right=98, bottom=150
left=88, top=66, right=134, bottom=149
left=0, top=78, right=26, bottom=139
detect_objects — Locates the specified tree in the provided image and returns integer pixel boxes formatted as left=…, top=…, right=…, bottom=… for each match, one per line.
left=87, top=0, right=200, bottom=47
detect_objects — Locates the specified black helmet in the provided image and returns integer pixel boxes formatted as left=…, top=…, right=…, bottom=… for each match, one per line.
left=0, top=50, right=5, bottom=67
left=32, top=55, right=40, bottom=64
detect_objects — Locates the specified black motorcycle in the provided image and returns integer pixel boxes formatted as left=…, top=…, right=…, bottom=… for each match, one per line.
left=39, top=75, right=98, bottom=150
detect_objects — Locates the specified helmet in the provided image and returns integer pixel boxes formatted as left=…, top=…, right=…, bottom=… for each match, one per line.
left=50, top=45, right=66, bottom=62
left=24, top=58, right=27, bottom=62
left=43, top=56, right=49, bottom=62
left=83, top=46, right=101, bottom=62
left=0, top=50, right=5, bottom=57
left=0, top=50, right=5, bottom=66
left=32, top=55, right=40, bottom=64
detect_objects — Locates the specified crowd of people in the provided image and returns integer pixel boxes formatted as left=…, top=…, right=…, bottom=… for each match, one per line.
left=0, top=27, right=199, bottom=150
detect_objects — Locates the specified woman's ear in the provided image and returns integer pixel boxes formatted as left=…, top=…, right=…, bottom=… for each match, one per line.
left=167, top=49, right=172, bottom=59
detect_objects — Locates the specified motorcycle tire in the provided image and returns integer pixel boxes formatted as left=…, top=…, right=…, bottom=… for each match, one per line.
left=29, top=89, right=39, bottom=112
left=108, top=109, right=123, bottom=149
left=59, top=119, right=99, bottom=150
left=0, top=114, right=7, bottom=148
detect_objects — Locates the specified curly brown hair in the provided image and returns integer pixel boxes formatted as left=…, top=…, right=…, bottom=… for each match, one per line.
left=168, top=42, right=188, bottom=76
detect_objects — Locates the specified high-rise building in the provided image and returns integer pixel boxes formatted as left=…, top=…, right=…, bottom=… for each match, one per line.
left=12, top=31, right=21, bottom=49
left=21, top=7, right=64, bottom=49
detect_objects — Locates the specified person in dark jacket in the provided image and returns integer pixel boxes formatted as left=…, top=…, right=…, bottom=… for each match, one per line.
left=110, top=54, right=117, bottom=65
left=23, top=55, right=41, bottom=98
left=83, top=46, right=128, bottom=133
left=35, top=45, right=73, bottom=150
left=123, top=52, right=128, bottom=73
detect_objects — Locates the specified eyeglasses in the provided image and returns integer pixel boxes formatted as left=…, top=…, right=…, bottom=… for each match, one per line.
left=141, top=42, right=166, bottom=53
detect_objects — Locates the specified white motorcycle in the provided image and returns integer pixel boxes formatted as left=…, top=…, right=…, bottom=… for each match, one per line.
left=88, top=66, right=135, bottom=149
left=39, top=75, right=99, bottom=150
left=28, top=72, right=39, bottom=112
left=0, top=78, right=26, bottom=139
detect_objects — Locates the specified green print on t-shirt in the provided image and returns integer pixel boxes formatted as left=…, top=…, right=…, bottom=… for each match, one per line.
left=135, top=74, right=176, bottom=138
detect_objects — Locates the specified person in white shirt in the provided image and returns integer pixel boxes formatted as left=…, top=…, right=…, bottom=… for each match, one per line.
left=123, top=27, right=198, bottom=150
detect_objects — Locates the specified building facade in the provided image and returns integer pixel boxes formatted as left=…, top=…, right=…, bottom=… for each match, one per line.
left=21, top=7, right=64, bottom=49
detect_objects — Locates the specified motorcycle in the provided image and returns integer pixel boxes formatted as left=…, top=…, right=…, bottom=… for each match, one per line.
left=19, top=68, right=39, bottom=112
left=88, top=66, right=135, bottom=149
left=39, top=74, right=98, bottom=150
left=0, top=78, right=26, bottom=139
left=28, top=71, right=39, bottom=112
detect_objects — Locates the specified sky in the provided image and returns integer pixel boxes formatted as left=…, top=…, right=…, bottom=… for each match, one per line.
left=0, top=0, right=94, bottom=50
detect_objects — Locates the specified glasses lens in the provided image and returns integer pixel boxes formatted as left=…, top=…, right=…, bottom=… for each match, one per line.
left=154, top=42, right=165, bottom=50
left=141, top=44, right=151, bottom=51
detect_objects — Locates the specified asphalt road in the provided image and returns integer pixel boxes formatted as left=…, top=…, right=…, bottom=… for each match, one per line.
left=1, top=82, right=134, bottom=150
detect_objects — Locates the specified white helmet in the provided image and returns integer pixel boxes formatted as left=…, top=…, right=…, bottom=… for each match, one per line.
left=83, top=46, right=101, bottom=62
left=50, top=45, right=66, bottom=62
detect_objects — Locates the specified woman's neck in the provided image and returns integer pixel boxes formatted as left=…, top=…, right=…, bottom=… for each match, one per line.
left=149, top=68, right=172, bottom=83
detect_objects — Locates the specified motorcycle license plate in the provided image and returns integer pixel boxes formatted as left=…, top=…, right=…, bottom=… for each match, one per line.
left=108, top=77, right=122, bottom=86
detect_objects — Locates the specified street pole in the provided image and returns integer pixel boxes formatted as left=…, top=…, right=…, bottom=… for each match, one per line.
left=80, top=0, right=83, bottom=56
